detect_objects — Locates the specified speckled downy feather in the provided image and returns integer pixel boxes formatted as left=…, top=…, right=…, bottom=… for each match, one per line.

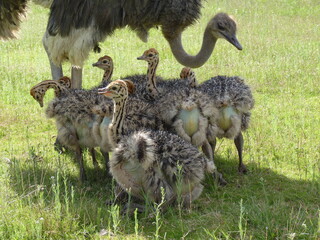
left=99, top=79, right=215, bottom=209
left=198, top=75, right=254, bottom=174
left=127, top=48, right=193, bottom=102
left=30, top=76, right=71, bottom=107
left=199, top=75, right=254, bottom=138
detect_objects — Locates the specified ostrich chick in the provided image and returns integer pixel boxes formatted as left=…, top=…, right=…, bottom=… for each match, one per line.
left=180, top=67, right=198, bottom=88
left=155, top=69, right=226, bottom=184
left=199, top=75, right=254, bottom=173
left=98, top=80, right=216, bottom=211
left=91, top=55, right=114, bottom=90
left=31, top=72, right=113, bottom=182
left=135, top=51, right=208, bottom=150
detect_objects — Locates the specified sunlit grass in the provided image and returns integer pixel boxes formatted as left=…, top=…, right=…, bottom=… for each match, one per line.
left=0, top=0, right=319, bottom=239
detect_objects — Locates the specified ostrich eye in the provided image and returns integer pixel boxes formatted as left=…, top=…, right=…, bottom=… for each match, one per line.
left=218, top=22, right=225, bottom=31
left=102, top=60, right=108, bottom=64
left=111, top=87, right=117, bottom=90
left=148, top=53, right=153, bottom=57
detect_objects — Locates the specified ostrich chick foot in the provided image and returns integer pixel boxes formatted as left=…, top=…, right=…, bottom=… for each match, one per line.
left=121, top=202, right=145, bottom=216
left=238, top=163, right=248, bottom=174
left=213, top=171, right=227, bottom=186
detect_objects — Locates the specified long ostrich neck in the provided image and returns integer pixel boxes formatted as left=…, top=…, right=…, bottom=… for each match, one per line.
left=50, top=82, right=64, bottom=97
left=102, top=67, right=113, bottom=84
left=109, top=95, right=127, bottom=148
left=38, top=81, right=64, bottom=97
left=188, top=73, right=197, bottom=87
left=146, top=59, right=159, bottom=97
left=167, top=27, right=217, bottom=68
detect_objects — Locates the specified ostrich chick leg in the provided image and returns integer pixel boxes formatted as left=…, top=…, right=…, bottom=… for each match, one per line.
left=202, top=139, right=213, bottom=161
left=89, top=148, right=99, bottom=169
left=75, top=147, right=87, bottom=182
left=234, top=132, right=247, bottom=174
left=208, top=138, right=227, bottom=185
left=101, top=150, right=111, bottom=177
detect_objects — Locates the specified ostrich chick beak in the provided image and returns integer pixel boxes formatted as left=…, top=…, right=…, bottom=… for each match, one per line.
left=137, top=55, right=146, bottom=60
left=92, top=62, right=98, bottom=67
left=98, top=88, right=112, bottom=97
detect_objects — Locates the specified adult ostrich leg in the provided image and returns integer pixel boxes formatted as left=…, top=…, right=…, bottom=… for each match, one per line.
left=42, top=31, right=64, bottom=83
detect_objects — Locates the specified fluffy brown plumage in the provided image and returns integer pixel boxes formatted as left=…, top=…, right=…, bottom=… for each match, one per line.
left=30, top=76, right=71, bottom=107
left=98, top=80, right=216, bottom=211
left=29, top=75, right=111, bottom=181
left=198, top=75, right=254, bottom=173
left=30, top=54, right=115, bottom=182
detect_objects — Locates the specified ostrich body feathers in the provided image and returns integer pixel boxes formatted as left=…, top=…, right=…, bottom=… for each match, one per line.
left=44, top=0, right=202, bottom=66
left=111, top=130, right=214, bottom=203
left=199, top=75, right=254, bottom=139
left=0, top=0, right=28, bottom=40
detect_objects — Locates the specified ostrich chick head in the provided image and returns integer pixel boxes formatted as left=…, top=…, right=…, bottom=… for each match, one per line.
left=98, top=79, right=135, bottom=99
left=180, top=67, right=197, bottom=87
left=137, top=48, right=159, bottom=62
left=92, top=55, right=113, bottom=71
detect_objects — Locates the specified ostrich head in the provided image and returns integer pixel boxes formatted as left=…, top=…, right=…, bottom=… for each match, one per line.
left=208, top=13, right=242, bottom=50
left=137, top=48, right=159, bottom=62
left=180, top=67, right=192, bottom=79
left=30, top=76, right=71, bottom=107
left=57, top=76, right=72, bottom=88
left=166, top=12, right=242, bottom=68
left=180, top=67, right=197, bottom=87
left=30, top=85, right=45, bottom=107
left=98, top=79, right=135, bottom=100
left=92, top=55, right=113, bottom=70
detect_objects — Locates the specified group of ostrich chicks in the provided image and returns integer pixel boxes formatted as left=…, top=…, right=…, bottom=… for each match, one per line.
left=30, top=30, right=254, bottom=214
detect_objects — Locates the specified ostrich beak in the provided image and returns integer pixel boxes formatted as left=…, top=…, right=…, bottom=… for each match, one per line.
left=98, top=87, right=112, bottom=97
left=92, top=62, right=99, bottom=67
left=224, top=34, right=243, bottom=50
left=137, top=55, right=146, bottom=60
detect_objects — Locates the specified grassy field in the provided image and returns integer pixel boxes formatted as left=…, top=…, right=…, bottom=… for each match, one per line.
left=0, top=0, right=319, bottom=239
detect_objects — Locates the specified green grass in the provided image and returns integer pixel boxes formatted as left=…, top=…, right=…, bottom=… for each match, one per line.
left=1, top=0, right=319, bottom=239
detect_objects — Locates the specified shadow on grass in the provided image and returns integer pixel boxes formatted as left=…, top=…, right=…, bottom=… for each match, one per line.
left=6, top=151, right=320, bottom=239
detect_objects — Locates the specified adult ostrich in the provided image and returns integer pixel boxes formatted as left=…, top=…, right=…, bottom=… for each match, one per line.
left=43, top=0, right=243, bottom=88
left=0, top=0, right=28, bottom=40
left=0, top=1, right=53, bottom=40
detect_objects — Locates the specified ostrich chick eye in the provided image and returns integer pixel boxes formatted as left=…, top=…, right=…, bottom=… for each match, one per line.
left=148, top=54, right=153, bottom=57
left=111, top=87, right=117, bottom=90
left=102, top=60, right=108, bottom=64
